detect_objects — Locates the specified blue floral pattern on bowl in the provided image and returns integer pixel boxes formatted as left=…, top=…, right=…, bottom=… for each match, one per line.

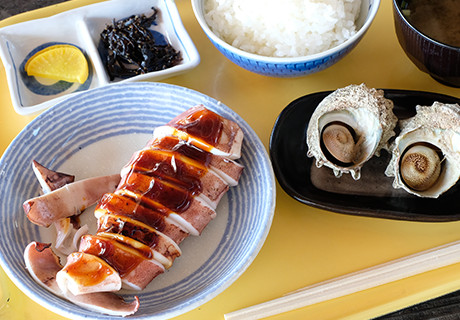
left=211, top=37, right=360, bottom=77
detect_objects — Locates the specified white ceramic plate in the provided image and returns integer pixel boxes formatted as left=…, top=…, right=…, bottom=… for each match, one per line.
left=0, top=0, right=200, bottom=115
left=0, top=82, right=275, bottom=319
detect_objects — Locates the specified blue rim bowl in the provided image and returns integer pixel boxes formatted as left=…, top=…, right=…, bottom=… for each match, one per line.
left=192, top=0, right=380, bottom=77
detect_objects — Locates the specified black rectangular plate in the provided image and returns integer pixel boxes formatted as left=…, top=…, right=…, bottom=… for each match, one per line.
left=269, top=89, right=460, bottom=222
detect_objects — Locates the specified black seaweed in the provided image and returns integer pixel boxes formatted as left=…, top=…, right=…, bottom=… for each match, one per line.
left=100, top=8, right=182, bottom=80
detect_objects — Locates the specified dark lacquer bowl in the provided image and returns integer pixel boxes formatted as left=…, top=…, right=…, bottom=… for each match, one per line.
left=392, top=0, right=460, bottom=87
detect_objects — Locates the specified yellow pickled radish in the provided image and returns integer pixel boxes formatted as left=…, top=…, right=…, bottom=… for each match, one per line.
left=25, top=44, right=89, bottom=84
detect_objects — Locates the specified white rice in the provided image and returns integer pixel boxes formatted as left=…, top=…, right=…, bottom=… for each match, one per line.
left=204, top=0, right=362, bottom=58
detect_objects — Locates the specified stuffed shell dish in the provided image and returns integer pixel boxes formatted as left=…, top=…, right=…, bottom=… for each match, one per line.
left=306, top=84, right=398, bottom=180
left=385, top=102, right=460, bottom=198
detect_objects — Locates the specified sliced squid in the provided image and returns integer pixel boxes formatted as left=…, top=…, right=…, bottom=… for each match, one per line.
left=63, top=233, right=166, bottom=291
left=146, top=136, right=244, bottom=186
left=118, top=172, right=217, bottom=230
left=25, top=106, right=244, bottom=314
left=97, top=213, right=182, bottom=266
left=76, top=233, right=167, bottom=291
left=121, top=148, right=229, bottom=208
left=54, top=218, right=89, bottom=255
left=24, top=242, right=62, bottom=293
left=113, top=188, right=202, bottom=237
left=153, top=105, right=244, bottom=160
left=56, top=252, right=122, bottom=295
left=30, top=161, right=90, bottom=255
left=24, top=242, right=139, bottom=316
left=94, top=192, right=189, bottom=244
left=32, top=160, right=75, bottom=194
left=24, top=174, right=121, bottom=227
left=208, top=158, right=244, bottom=187
left=121, top=258, right=166, bottom=291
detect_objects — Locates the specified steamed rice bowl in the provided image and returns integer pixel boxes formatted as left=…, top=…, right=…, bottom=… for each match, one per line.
left=204, top=0, right=362, bottom=58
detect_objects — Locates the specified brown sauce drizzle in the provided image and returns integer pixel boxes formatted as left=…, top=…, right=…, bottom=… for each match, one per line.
left=34, top=242, right=52, bottom=252
left=98, top=214, right=162, bottom=249
left=129, top=149, right=205, bottom=195
left=148, top=136, right=212, bottom=166
left=80, top=234, right=150, bottom=277
left=86, top=107, right=226, bottom=281
left=98, top=193, right=169, bottom=232
left=64, top=252, right=115, bottom=286
left=119, top=172, right=192, bottom=213
left=169, top=107, right=223, bottom=146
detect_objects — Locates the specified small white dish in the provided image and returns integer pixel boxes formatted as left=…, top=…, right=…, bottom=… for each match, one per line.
left=0, top=0, right=200, bottom=116
left=0, top=82, right=275, bottom=319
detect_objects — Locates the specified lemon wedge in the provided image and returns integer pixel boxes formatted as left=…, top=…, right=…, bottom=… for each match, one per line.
left=25, top=44, right=89, bottom=84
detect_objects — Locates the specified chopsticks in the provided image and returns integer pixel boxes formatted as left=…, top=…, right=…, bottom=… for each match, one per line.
left=224, top=240, right=460, bottom=320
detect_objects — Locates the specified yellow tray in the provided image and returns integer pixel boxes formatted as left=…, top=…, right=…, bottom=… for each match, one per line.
left=1, top=1, right=460, bottom=319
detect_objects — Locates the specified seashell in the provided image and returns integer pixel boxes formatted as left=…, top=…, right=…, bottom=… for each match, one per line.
left=306, top=84, right=398, bottom=180
left=385, top=102, right=460, bottom=198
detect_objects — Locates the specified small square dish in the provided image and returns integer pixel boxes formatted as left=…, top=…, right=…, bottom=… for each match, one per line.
left=0, top=0, right=200, bottom=116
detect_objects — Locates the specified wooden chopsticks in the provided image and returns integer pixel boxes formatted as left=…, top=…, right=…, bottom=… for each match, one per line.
left=225, top=240, right=460, bottom=320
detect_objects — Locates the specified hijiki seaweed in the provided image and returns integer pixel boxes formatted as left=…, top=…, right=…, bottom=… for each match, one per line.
left=100, top=8, right=182, bottom=80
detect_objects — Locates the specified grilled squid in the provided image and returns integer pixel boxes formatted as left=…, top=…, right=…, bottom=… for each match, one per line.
left=24, top=242, right=139, bottom=316
left=23, top=105, right=244, bottom=315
